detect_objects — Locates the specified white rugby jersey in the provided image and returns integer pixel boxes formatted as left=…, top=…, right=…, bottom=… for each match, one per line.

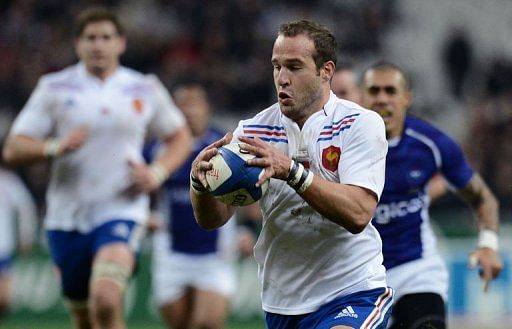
left=0, top=167, right=38, bottom=258
left=232, top=92, right=388, bottom=315
left=10, top=63, right=186, bottom=233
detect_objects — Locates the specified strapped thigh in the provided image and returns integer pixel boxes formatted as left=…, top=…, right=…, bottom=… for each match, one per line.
left=91, top=261, right=131, bottom=291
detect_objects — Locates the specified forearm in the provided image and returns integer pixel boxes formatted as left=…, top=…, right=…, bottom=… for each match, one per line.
left=475, top=186, right=499, bottom=232
left=299, top=176, right=377, bottom=234
left=152, top=127, right=192, bottom=177
left=3, top=135, right=50, bottom=166
left=190, top=190, right=234, bottom=229
left=459, top=174, right=500, bottom=232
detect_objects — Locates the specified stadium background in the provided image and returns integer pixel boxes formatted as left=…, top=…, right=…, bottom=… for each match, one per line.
left=1, top=0, right=511, bottom=328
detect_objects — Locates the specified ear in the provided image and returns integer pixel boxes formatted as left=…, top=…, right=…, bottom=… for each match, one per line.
left=321, top=61, right=335, bottom=82
left=405, top=90, right=413, bottom=108
left=118, top=36, right=127, bottom=55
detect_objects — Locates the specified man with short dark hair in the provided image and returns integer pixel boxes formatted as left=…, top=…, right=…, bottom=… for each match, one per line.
left=3, top=7, right=192, bottom=329
left=360, top=61, right=502, bottom=329
left=189, top=20, right=393, bottom=329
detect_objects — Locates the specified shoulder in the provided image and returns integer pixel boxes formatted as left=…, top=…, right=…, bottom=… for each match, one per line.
left=331, top=99, right=385, bottom=132
left=117, top=68, right=166, bottom=93
left=240, top=103, right=281, bottom=126
left=234, top=103, right=286, bottom=141
left=404, top=115, right=457, bottom=147
left=39, top=65, right=82, bottom=90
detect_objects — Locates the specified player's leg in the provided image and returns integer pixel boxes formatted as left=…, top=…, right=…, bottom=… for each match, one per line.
left=389, top=293, right=445, bottom=329
left=152, top=245, right=193, bottom=329
left=0, top=270, right=10, bottom=320
left=47, top=230, right=94, bottom=329
left=191, top=289, right=231, bottom=329
left=89, top=220, right=143, bottom=329
left=158, top=288, right=194, bottom=329
left=190, top=256, right=236, bottom=329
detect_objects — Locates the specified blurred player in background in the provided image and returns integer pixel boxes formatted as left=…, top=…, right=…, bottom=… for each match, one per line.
left=145, top=82, right=257, bottom=329
left=190, top=20, right=393, bottom=329
left=360, top=61, right=502, bottom=329
left=331, top=66, right=446, bottom=204
left=0, top=133, right=38, bottom=322
left=2, top=7, right=191, bottom=329
left=330, top=62, right=361, bottom=104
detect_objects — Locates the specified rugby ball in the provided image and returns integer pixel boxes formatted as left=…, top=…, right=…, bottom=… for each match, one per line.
left=205, top=143, right=268, bottom=206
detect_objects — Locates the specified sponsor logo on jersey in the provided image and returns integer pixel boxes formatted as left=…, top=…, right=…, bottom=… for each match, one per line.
left=322, top=145, right=341, bottom=172
left=132, top=98, right=143, bottom=113
left=374, top=194, right=428, bottom=224
left=334, top=305, right=358, bottom=319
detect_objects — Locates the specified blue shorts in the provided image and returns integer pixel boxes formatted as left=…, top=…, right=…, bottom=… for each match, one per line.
left=265, top=287, right=394, bottom=329
left=47, top=219, right=143, bottom=301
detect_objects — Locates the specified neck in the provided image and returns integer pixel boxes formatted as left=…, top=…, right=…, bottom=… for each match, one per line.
left=87, top=64, right=118, bottom=81
left=295, top=87, right=330, bottom=128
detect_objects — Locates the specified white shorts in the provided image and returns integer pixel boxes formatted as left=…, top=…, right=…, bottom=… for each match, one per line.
left=386, top=254, right=448, bottom=302
left=152, top=233, right=237, bottom=307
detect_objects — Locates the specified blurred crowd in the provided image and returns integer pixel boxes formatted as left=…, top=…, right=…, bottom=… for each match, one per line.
left=1, top=0, right=511, bottom=214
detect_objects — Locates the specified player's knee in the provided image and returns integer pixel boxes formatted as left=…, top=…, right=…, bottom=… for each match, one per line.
left=91, top=261, right=131, bottom=292
left=90, top=261, right=130, bottom=320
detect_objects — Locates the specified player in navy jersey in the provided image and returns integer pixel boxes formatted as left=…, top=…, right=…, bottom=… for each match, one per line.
left=360, top=61, right=503, bottom=329
left=145, top=82, right=256, bottom=329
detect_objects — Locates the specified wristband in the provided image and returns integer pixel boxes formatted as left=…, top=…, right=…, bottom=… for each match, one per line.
left=149, top=162, right=169, bottom=185
left=286, top=160, right=304, bottom=187
left=190, top=173, right=208, bottom=195
left=43, top=139, right=61, bottom=158
left=296, top=170, right=314, bottom=194
left=286, top=160, right=313, bottom=193
left=477, top=229, right=499, bottom=251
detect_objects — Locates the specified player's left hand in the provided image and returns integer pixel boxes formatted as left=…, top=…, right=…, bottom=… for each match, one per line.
left=468, top=247, right=503, bottom=292
left=126, top=160, right=160, bottom=195
left=239, top=136, right=291, bottom=187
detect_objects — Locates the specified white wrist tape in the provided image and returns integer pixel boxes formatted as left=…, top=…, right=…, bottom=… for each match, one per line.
left=477, top=229, right=499, bottom=251
left=149, top=162, right=168, bottom=185
left=43, top=139, right=61, bottom=158
left=297, top=170, right=314, bottom=194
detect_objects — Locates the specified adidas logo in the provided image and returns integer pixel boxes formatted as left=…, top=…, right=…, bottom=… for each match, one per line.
left=334, top=306, right=358, bottom=319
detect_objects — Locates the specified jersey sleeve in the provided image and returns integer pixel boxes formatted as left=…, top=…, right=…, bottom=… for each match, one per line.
left=338, top=111, right=388, bottom=200
left=10, top=77, right=55, bottom=138
left=147, top=75, right=186, bottom=138
left=436, top=131, right=474, bottom=189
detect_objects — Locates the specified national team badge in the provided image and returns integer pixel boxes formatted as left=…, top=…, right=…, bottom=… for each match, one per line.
left=322, top=145, right=341, bottom=172
left=132, top=98, right=143, bottom=113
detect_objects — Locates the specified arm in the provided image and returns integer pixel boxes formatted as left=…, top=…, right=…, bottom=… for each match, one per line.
left=189, top=133, right=235, bottom=230
left=457, top=173, right=502, bottom=291
left=128, top=126, right=192, bottom=194
left=428, top=173, right=448, bottom=203
left=240, top=136, right=378, bottom=234
left=300, top=178, right=377, bottom=233
left=3, top=128, right=89, bottom=166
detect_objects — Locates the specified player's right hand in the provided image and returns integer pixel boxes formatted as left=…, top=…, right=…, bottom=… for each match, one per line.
left=191, top=132, right=232, bottom=189
left=59, top=126, right=89, bottom=155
